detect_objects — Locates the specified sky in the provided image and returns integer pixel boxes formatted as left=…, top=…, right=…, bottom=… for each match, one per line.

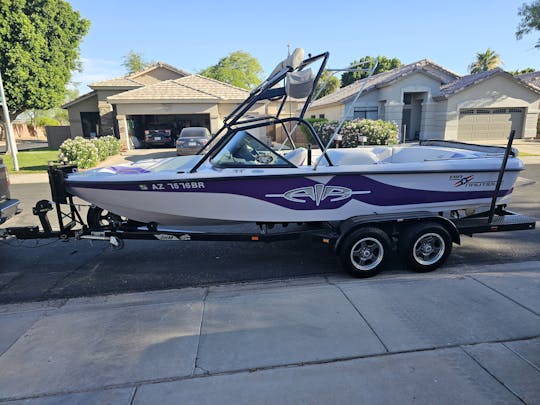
left=69, top=0, right=539, bottom=93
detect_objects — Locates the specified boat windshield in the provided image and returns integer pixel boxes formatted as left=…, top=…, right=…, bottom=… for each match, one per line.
left=211, top=130, right=293, bottom=168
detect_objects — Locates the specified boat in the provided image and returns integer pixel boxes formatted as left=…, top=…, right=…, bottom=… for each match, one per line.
left=65, top=49, right=524, bottom=227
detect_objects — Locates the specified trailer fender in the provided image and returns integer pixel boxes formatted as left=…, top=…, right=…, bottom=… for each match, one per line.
left=334, top=212, right=460, bottom=252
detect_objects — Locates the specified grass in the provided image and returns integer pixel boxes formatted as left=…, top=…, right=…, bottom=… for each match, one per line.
left=1, top=147, right=59, bottom=174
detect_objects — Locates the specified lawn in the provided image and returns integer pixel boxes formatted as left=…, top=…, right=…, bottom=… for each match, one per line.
left=2, top=147, right=59, bottom=174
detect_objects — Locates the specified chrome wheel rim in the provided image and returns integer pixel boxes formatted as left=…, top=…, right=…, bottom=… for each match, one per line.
left=413, top=233, right=445, bottom=265
left=350, top=237, right=384, bottom=271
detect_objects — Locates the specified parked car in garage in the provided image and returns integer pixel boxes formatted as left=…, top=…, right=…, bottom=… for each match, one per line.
left=176, top=127, right=211, bottom=155
left=0, top=156, right=21, bottom=225
left=144, top=128, right=174, bottom=148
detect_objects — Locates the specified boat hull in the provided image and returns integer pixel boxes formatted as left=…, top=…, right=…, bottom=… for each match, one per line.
left=67, top=169, right=520, bottom=226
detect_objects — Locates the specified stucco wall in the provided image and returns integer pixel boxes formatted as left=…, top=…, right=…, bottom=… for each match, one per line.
left=378, top=72, right=444, bottom=103
left=307, top=104, right=344, bottom=121
left=443, top=75, right=540, bottom=139
left=66, top=93, right=99, bottom=138
left=310, top=72, right=447, bottom=138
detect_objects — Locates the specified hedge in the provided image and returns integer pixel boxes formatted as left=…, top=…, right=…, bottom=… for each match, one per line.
left=58, top=136, right=121, bottom=169
left=310, top=118, right=399, bottom=147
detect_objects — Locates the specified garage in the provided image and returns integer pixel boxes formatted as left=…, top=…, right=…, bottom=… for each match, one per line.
left=126, top=113, right=210, bottom=147
left=458, top=108, right=525, bottom=141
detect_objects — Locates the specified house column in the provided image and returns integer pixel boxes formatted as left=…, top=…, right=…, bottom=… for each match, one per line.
left=98, top=101, right=115, bottom=136
left=116, top=114, right=130, bottom=151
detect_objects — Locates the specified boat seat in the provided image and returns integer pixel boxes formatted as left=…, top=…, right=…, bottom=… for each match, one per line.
left=284, top=147, right=307, bottom=166
left=319, top=149, right=379, bottom=166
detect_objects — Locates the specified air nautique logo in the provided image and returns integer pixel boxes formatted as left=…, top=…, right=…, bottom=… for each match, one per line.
left=266, top=184, right=370, bottom=206
left=454, top=175, right=475, bottom=187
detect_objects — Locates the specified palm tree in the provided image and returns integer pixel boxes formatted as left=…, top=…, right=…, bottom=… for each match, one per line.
left=468, top=49, right=503, bottom=74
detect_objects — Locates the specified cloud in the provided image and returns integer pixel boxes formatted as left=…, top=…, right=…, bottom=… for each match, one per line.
left=71, top=58, right=124, bottom=93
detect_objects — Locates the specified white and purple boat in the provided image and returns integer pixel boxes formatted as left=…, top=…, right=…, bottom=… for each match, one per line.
left=65, top=49, right=523, bottom=227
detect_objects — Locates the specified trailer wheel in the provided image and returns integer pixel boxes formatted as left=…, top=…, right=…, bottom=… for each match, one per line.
left=87, top=206, right=125, bottom=230
left=339, top=227, right=391, bottom=278
left=399, top=222, right=452, bottom=272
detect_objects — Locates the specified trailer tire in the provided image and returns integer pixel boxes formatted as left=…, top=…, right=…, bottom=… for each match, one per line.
left=339, top=227, right=391, bottom=278
left=87, top=206, right=125, bottom=230
left=399, top=222, right=452, bottom=273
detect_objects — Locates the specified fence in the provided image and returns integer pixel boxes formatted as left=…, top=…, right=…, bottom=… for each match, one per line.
left=45, top=126, right=71, bottom=148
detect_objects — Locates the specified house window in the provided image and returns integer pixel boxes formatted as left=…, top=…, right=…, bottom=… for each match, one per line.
left=319, top=114, right=325, bottom=119
left=353, top=107, right=378, bottom=120
left=310, top=115, right=316, bottom=119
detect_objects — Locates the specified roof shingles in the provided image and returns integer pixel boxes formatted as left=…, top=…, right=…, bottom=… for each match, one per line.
left=108, top=74, right=249, bottom=102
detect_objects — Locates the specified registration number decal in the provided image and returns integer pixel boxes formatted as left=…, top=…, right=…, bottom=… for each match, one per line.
left=148, top=182, right=205, bottom=191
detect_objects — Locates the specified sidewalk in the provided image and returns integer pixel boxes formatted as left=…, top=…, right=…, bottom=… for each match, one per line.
left=0, top=262, right=538, bottom=403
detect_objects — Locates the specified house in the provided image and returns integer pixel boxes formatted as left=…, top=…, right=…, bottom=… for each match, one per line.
left=63, top=63, right=266, bottom=147
left=308, top=60, right=540, bottom=141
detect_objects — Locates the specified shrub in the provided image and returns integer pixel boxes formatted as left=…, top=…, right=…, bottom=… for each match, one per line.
left=58, top=136, right=121, bottom=169
left=310, top=118, right=398, bottom=147
left=58, top=137, right=99, bottom=169
left=94, top=135, right=121, bottom=161
left=36, top=117, right=61, bottom=127
left=301, top=117, right=328, bottom=144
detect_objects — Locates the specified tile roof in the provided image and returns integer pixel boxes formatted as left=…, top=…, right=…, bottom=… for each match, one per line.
left=517, top=71, right=540, bottom=89
left=90, top=62, right=190, bottom=88
left=108, top=74, right=249, bottom=102
left=89, top=77, right=144, bottom=88
left=62, top=90, right=97, bottom=109
left=436, top=68, right=503, bottom=99
left=311, top=59, right=460, bottom=108
left=434, top=68, right=540, bottom=100
left=130, top=62, right=191, bottom=79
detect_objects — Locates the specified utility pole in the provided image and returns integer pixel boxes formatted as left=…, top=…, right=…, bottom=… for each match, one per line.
left=0, top=69, right=19, bottom=171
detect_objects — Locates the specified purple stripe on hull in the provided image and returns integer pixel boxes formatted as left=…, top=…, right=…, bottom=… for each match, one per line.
left=67, top=174, right=511, bottom=210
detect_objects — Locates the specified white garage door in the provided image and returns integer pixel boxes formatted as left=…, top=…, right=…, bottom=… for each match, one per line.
left=458, top=108, right=524, bottom=141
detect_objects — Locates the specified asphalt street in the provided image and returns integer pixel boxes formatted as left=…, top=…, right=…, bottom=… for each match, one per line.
left=1, top=162, right=539, bottom=304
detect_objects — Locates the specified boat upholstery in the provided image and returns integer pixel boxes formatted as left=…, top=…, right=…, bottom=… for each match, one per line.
left=284, top=147, right=308, bottom=166
left=319, top=149, right=379, bottom=166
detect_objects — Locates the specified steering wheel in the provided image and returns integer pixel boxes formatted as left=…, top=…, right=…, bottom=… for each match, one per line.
left=232, top=143, right=257, bottom=161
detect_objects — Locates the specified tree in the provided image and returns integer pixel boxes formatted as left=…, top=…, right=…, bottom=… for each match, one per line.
left=0, top=0, right=90, bottom=122
left=23, top=82, right=79, bottom=127
left=200, top=51, right=263, bottom=90
left=314, top=71, right=340, bottom=99
left=341, top=56, right=402, bottom=87
left=516, top=0, right=540, bottom=48
left=468, top=49, right=503, bottom=74
left=122, top=50, right=153, bottom=74
left=508, top=67, right=536, bottom=75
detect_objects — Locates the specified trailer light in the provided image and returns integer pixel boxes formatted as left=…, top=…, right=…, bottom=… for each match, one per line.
left=251, top=235, right=259, bottom=241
